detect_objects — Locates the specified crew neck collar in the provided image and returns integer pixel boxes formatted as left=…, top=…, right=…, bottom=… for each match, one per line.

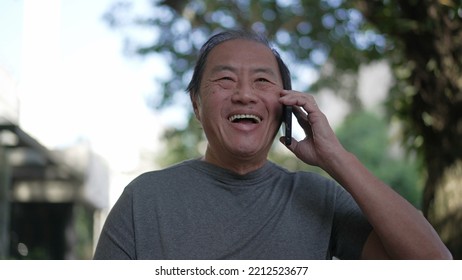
left=187, top=158, right=277, bottom=186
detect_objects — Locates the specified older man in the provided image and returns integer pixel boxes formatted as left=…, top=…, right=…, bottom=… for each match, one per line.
left=93, top=30, right=451, bottom=260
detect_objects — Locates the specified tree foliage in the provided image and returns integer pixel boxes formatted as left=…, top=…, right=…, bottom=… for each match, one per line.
left=104, top=0, right=462, bottom=258
left=104, top=0, right=384, bottom=108
left=336, top=111, right=423, bottom=208
left=355, top=1, right=462, bottom=258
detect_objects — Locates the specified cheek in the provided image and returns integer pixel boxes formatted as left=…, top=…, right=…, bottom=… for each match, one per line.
left=267, top=102, right=284, bottom=128
left=216, top=80, right=236, bottom=90
left=257, top=91, right=283, bottom=118
left=198, top=94, right=227, bottom=121
left=202, top=83, right=233, bottom=99
left=201, top=87, right=233, bottom=111
left=254, top=83, right=281, bottom=100
left=273, top=105, right=284, bottom=124
left=254, top=82, right=275, bottom=92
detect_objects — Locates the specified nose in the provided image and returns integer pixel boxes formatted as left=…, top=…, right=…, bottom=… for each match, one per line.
left=231, top=81, right=258, bottom=104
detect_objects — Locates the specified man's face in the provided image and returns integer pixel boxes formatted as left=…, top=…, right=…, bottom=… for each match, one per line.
left=193, top=39, right=284, bottom=166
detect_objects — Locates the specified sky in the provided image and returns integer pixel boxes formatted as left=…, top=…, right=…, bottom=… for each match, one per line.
left=0, top=0, right=177, bottom=173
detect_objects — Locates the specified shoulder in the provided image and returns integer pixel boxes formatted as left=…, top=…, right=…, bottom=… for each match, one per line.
left=122, top=159, right=201, bottom=195
left=132, top=159, right=200, bottom=183
left=270, top=162, right=338, bottom=189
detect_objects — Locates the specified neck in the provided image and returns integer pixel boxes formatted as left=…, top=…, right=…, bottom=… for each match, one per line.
left=203, top=149, right=267, bottom=175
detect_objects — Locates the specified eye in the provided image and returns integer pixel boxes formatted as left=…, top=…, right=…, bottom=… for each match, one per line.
left=256, top=78, right=270, bottom=83
left=255, top=77, right=275, bottom=88
left=214, top=76, right=235, bottom=89
left=254, top=77, right=277, bottom=91
left=213, top=76, right=234, bottom=82
left=220, top=76, right=234, bottom=81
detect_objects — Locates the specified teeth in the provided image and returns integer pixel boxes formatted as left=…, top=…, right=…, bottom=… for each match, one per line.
left=229, top=114, right=262, bottom=123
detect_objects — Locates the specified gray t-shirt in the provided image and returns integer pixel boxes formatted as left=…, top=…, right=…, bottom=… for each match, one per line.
left=94, top=159, right=372, bottom=259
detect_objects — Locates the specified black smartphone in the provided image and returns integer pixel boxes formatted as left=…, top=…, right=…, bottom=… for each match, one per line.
left=282, top=105, right=292, bottom=145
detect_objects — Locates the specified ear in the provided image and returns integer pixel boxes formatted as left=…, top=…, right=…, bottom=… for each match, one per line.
left=190, top=92, right=201, bottom=122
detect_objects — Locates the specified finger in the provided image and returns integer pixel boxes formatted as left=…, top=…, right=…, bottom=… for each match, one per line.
left=297, top=94, right=318, bottom=114
left=292, top=106, right=313, bottom=137
left=280, top=90, right=319, bottom=114
left=279, top=136, right=297, bottom=150
left=292, top=106, right=308, bottom=123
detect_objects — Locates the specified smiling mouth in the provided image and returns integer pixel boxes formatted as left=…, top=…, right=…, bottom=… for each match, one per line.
left=228, top=114, right=262, bottom=124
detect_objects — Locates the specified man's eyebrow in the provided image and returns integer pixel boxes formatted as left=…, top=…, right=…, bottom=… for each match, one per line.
left=252, top=67, right=278, bottom=76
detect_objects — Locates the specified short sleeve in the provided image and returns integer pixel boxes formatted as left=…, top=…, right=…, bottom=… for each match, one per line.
left=93, top=186, right=136, bottom=260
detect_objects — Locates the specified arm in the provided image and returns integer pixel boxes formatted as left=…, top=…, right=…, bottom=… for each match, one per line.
left=279, top=90, right=452, bottom=260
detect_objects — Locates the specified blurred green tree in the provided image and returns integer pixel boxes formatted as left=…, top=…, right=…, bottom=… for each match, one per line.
left=104, top=0, right=462, bottom=258
left=336, top=110, right=423, bottom=208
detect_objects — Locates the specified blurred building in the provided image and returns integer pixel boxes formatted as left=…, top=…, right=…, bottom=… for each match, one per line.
left=0, top=67, right=108, bottom=259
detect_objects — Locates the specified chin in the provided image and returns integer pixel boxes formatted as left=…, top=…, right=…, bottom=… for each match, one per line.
left=223, top=134, right=273, bottom=158
left=230, top=144, right=269, bottom=160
